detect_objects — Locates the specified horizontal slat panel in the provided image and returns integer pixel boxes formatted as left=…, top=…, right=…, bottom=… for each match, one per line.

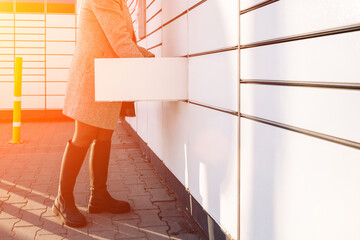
left=46, top=15, right=75, bottom=27
left=147, top=100, right=163, bottom=159
left=241, top=31, right=360, bottom=83
left=46, top=28, right=75, bottom=41
left=0, top=14, right=14, bottom=20
left=46, top=55, right=72, bottom=68
left=240, top=118, right=360, bottom=240
left=149, top=45, right=161, bottom=57
left=15, top=27, right=45, bottom=34
left=22, top=96, right=45, bottom=109
left=136, top=101, right=148, bottom=143
left=15, top=14, right=45, bottom=20
left=15, top=48, right=45, bottom=54
left=46, top=82, right=67, bottom=94
left=15, top=41, right=45, bottom=48
left=188, top=0, right=239, bottom=54
left=22, top=82, right=45, bottom=95
left=146, top=11, right=161, bottom=34
left=46, top=42, right=75, bottom=54
left=0, top=41, right=13, bottom=47
left=0, top=82, right=13, bottom=108
left=146, top=29, right=161, bottom=49
left=15, top=21, right=45, bottom=27
left=240, top=0, right=360, bottom=44
left=189, top=50, right=238, bottom=112
left=46, top=69, right=69, bottom=81
left=163, top=15, right=187, bottom=57
left=0, top=62, right=13, bottom=68
left=0, top=27, right=14, bottom=34
left=162, top=0, right=187, bottom=23
left=15, top=34, right=45, bottom=41
left=46, top=95, right=65, bottom=109
left=240, top=0, right=272, bottom=11
left=22, top=61, right=45, bottom=68
left=0, top=69, right=13, bottom=75
left=0, top=55, right=14, bottom=61
left=241, top=84, right=360, bottom=143
left=22, top=75, right=45, bottom=82
left=16, top=55, right=44, bottom=61
left=22, top=68, right=45, bottom=75
left=0, top=20, right=14, bottom=27
left=0, top=34, right=14, bottom=40
left=0, top=48, right=13, bottom=54
left=188, top=103, right=238, bottom=240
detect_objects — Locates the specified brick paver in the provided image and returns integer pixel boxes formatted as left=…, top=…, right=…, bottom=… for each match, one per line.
left=0, top=121, right=207, bottom=240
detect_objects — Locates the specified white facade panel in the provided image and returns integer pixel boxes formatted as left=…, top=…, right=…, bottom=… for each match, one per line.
left=16, top=54, right=44, bottom=61
left=46, top=82, right=67, bottom=95
left=240, top=118, right=360, bottom=240
left=149, top=45, right=162, bottom=57
left=15, top=41, right=44, bottom=48
left=162, top=101, right=189, bottom=185
left=241, top=31, right=360, bottom=83
left=241, top=0, right=360, bottom=44
left=46, top=69, right=69, bottom=82
left=22, top=82, right=45, bottom=95
left=189, top=50, right=238, bottom=112
left=15, top=34, right=45, bottom=41
left=21, top=96, right=45, bottom=109
left=46, top=28, right=76, bottom=41
left=0, top=27, right=14, bottom=34
left=188, top=0, right=239, bottom=54
left=22, top=75, right=45, bottom=82
left=0, top=20, right=14, bottom=27
left=15, top=27, right=45, bottom=34
left=0, top=48, right=13, bottom=54
left=136, top=101, right=148, bottom=143
left=0, top=69, right=13, bottom=75
left=0, top=83, right=13, bottom=108
left=1, top=34, right=14, bottom=41
left=46, top=15, right=76, bottom=28
left=147, top=101, right=163, bottom=159
left=146, top=11, right=161, bottom=34
left=240, top=0, right=265, bottom=11
left=14, top=21, right=45, bottom=27
left=15, top=48, right=45, bottom=55
left=46, top=96, right=65, bottom=109
left=0, top=41, right=13, bottom=47
left=162, top=0, right=187, bottom=23
left=22, top=68, right=45, bottom=75
left=146, top=0, right=161, bottom=20
left=146, top=30, right=161, bottom=49
left=46, top=55, right=72, bottom=68
left=241, top=85, right=360, bottom=142
left=188, top=104, right=238, bottom=239
left=15, top=14, right=45, bottom=20
left=46, top=42, right=75, bottom=54
left=163, top=15, right=187, bottom=57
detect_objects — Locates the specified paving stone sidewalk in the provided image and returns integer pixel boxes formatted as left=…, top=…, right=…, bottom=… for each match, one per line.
left=0, top=121, right=207, bottom=240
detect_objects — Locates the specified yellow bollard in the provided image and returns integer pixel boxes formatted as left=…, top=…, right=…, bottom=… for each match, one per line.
left=9, top=57, right=23, bottom=144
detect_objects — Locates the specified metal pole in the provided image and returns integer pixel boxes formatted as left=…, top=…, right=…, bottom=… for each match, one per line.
left=10, top=57, right=23, bottom=144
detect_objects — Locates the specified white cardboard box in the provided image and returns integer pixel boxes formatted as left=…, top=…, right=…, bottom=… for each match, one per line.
left=95, top=58, right=188, bottom=102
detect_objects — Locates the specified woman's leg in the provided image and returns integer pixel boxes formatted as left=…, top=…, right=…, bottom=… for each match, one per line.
left=53, top=120, right=98, bottom=227
left=88, top=127, right=131, bottom=213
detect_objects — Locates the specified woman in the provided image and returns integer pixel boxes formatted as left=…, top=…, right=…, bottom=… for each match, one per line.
left=52, top=0, right=154, bottom=228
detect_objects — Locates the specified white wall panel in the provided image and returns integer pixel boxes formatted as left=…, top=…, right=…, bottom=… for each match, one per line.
left=0, top=83, right=13, bottom=108
left=147, top=101, right=163, bottom=159
left=46, top=96, right=65, bottom=109
left=136, top=102, right=148, bottom=143
left=46, top=69, right=69, bottom=81
left=1, top=34, right=14, bottom=40
left=0, top=41, right=13, bottom=47
left=0, top=48, right=13, bottom=54
left=149, top=45, right=162, bottom=57
left=0, top=62, right=13, bottom=68
left=0, top=27, right=14, bottom=33
left=46, top=55, right=72, bottom=68
left=15, top=41, right=44, bottom=48
left=241, top=85, right=360, bottom=143
left=46, top=15, right=75, bottom=27
left=15, top=28, right=45, bottom=34
left=188, top=104, right=238, bottom=239
left=239, top=0, right=265, bottom=11
left=46, top=42, right=75, bottom=54
left=46, top=28, right=75, bottom=41
left=146, top=12, right=161, bottom=34
left=146, top=0, right=161, bottom=20
left=0, top=55, right=13, bottom=61
left=22, top=82, right=45, bottom=95
left=16, top=55, right=44, bottom=61
left=22, top=69, right=45, bottom=75
left=240, top=118, right=360, bottom=240
left=15, top=35, right=45, bottom=41
left=23, top=61, right=45, bottom=68
left=162, top=101, right=189, bottom=185
left=188, top=0, right=239, bottom=54
left=15, top=14, right=44, bottom=20
left=146, top=30, right=161, bottom=49
left=22, top=75, right=45, bottom=82
left=241, top=0, right=360, bottom=44
left=15, top=48, right=45, bottom=55
left=46, top=82, right=67, bottom=95
left=241, top=31, right=360, bottom=83
left=15, top=21, right=45, bottom=27
left=126, top=116, right=137, bottom=132
left=163, top=15, right=187, bottom=57
left=22, top=96, right=45, bottom=109
left=138, top=38, right=146, bottom=48
left=162, top=0, right=187, bottom=23
left=0, top=20, right=14, bottom=27
left=189, top=50, right=238, bottom=111
left=0, top=69, right=13, bottom=75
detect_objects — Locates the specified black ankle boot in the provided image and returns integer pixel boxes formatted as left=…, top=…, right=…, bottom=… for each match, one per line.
left=88, top=140, right=130, bottom=214
left=52, top=140, right=88, bottom=227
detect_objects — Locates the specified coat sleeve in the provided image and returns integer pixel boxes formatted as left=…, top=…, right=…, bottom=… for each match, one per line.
left=91, top=0, right=143, bottom=58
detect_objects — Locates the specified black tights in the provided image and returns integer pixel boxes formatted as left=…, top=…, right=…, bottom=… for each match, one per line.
left=71, top=120, right=114, bottom=148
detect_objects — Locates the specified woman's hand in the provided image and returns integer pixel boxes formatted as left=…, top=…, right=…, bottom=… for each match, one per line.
left=137, top=46, right=155, bottom=58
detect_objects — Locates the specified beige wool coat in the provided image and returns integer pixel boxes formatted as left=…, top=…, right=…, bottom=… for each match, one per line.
left=63, top=0, right=151, bottom=130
